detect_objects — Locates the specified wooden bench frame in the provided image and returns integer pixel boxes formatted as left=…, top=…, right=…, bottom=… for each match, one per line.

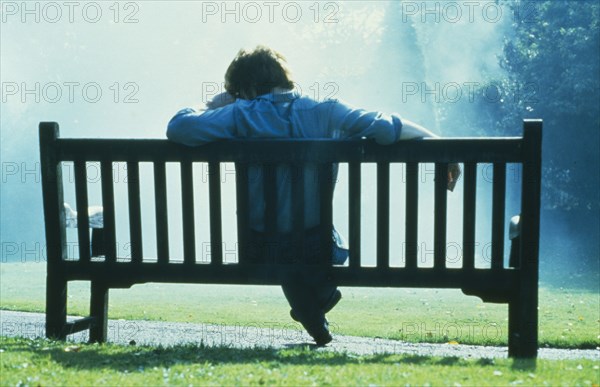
left=39, top=120, right=542, bottom=357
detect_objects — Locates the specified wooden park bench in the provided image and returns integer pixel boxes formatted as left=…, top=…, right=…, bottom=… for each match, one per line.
left=39, top=119, right=542, bottom=357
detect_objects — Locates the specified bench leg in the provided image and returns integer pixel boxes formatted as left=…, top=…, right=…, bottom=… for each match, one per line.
left=508, top=299, right=519, bottom=356
left=508, top=291, right=538, bottom=358
left=46, top=272, right=68, bottom=340
left=89, top=281, right=109, bottom=343
left=507, top=231, right=538, bottom=358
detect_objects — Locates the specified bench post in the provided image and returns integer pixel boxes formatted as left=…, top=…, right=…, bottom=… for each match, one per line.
left=40, top=122, right=68, bottom=340
left=89, top=281, right=109, bottom=343
left=509, top=119, right=542, bottom=357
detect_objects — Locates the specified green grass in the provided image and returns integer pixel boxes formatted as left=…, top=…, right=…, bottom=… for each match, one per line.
left=1, top=262, right=599, bottom=348
left=1, top=336, right=599, bottom=386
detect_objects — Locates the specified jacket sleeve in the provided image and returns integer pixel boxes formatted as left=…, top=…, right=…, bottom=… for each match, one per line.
left=327, top=100, right=403, bottom=145
left=166, top=106, right=237, bottom=146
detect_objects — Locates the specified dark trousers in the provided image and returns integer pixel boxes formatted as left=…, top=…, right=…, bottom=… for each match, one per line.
left=280, top=266, right=336, bottom=334
left=246, top=228, right=337, bottom=335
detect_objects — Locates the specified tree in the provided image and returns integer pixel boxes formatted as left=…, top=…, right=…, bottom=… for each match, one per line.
left=499, top=0, right=600, bottom=211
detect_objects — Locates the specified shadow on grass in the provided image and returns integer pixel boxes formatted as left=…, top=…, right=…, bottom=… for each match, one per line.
left=511, top=358, right=537, bottom=371
left=2, top=339, right=489, bottom=372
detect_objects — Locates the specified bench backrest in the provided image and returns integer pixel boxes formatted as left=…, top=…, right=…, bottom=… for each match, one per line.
left=39, top=121, right=541, bottom=289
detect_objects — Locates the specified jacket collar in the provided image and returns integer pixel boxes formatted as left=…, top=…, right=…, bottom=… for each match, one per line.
left=255, top=88, right=300, bottom=103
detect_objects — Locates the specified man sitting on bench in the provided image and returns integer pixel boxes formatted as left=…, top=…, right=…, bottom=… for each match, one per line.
left=167, top=45, right=460, bottom=345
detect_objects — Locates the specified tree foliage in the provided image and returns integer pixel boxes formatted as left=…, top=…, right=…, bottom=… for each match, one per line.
left=500, top=0, right=599, bottom=211
left=450, top=1, right=600, bottom=211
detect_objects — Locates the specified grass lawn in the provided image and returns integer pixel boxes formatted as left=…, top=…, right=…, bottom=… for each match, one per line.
left=1, top=262, right=598, bottom=349
left=1, top=336, right=599, bottom=386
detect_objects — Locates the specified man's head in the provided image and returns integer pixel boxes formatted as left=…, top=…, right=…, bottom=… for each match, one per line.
left=224, top=46, right=294, bottom=100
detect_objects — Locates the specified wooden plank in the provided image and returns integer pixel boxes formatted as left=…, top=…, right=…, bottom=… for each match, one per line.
left=291, top=164, right=305, bottom=263
left=510, top=119, right=542, bottom=358
left=377, top=162, right=390, bottom=269
left=319, top=164, right=334, bottom=262
left=61, top=260, right=517, bottom=291
left=348, top=162, right=361, bottom=268
left=89, top=281, right=108, bottom=343
left=462, top=163, right=477, bottom=269
left=208, top=162, right=223, bottom=265
left=64, top=316, right=97, bottom=335
left=434, top=163, right=448, bottom=269
left=100, top=161, right=117, bottom=263
left=153, top=161, right=169, bottom=264
left=39, top=122, right=68, bottom=339
left=58, top=138, right=524, bottom=164
left=235, top=163, right=250, bottom=263
left=405, top=163, right=418, bottom=269
left=520, top=120, right=542, bottom=272
left=181, top=161, right=196, bottom=265
left=74, top=160, right=90, bottom=262
left=263, top=164, right=277, bottom=237
left=126, top=162, right=143, bottom=263
left=491, top=163, right=506, bottom=269
left=39, top=123, right=67, bottom=262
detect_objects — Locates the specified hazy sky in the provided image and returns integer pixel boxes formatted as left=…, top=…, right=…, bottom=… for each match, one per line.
left=1, top=1, right=516, bottom=265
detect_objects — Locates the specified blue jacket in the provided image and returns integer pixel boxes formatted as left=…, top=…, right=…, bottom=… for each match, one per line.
left=167, top=89, right=403, bottom=234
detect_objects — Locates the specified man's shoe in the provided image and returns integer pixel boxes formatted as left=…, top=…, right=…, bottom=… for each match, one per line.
left=306, top=319, right=332, bottom=346
left=313, top=330, right=333, bottom=346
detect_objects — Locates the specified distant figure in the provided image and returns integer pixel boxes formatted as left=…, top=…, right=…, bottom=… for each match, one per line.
left=64, top=203, right=104, bottom=229
left=64, top=202, right=105, bottom=257
left=167, top=45, right=460, bottom=345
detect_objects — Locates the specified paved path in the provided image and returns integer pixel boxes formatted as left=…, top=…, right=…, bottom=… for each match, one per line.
left=1, top=310, right=598, bottom=360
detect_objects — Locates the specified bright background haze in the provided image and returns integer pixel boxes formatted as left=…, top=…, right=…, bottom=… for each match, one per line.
left=1, top=1, right=598, bottom=289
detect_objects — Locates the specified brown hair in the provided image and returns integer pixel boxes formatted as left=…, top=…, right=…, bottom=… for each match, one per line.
left=224, top=45, right=294, bottom=99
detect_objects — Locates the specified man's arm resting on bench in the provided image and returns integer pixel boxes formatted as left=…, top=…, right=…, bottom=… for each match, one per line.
left=398, top=119, right=461, bottom=190
left=399, top=119, right=439, bottom=140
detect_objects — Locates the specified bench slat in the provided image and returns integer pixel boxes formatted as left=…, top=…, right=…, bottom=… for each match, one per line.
left=100, top=162, right=117, bottom=263
left=405, top=162, right=418, bottom=269
left=291, top=164, right=305, bottom=263
left=127, top=162, right=143, bottom=263
left=64, top=316, right=97, bottom=335
left=264, top=164, right=278, bottom=243
left=74, top=161, right=90, bottom=262
left=319, top=164, right=333, bottom=263
left=208, top=162, right=223, bottom=265
left=61, top=260, right=518, bottom=292
left=377, top=162, right=390, bottom=269
left=462, top=162, right=477, bottom=269
left=153, top=162, right=169, bottom=264
left=235, top=163, right=250, bottom=264
left=57, top=138, right=524, bottom=163
left=181, top=161, right=196, bottom=265
left=348, top=162, right=361, bottom=268
left=434, top=163, right=448, bottom=268
left=492, top=163, right=507, bottom=269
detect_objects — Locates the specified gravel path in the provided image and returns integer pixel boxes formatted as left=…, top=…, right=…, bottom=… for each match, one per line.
left=1, top=310, right=598, bottom=361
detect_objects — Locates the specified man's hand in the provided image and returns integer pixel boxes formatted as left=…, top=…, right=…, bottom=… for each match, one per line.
left=205, top=92, right=235, bottom=110
left=447, top=163, right=461, bottom=192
